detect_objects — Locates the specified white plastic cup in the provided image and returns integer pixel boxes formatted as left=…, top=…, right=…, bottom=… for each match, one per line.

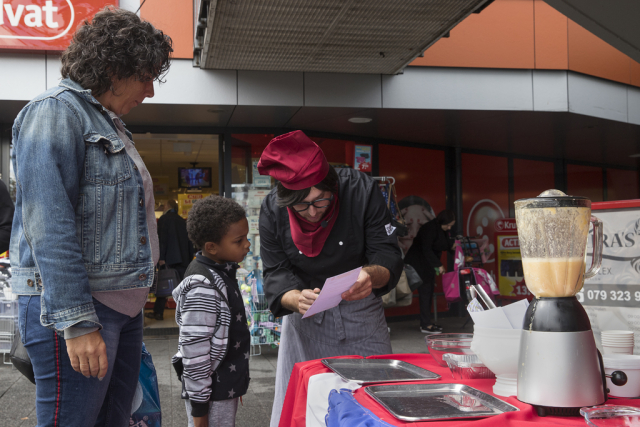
left=603, top=345, right=633, bottom=355
left=602, top=341, right=633, bottom=347
left=602, top=333, right=634, bottom=337
left=603, top=355, right=640, bottom=398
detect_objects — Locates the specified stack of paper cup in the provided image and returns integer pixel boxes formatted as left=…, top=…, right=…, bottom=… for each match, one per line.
left=601, top=330, right=635, bottom=355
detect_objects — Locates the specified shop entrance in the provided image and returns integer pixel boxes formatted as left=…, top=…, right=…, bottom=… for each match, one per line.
left=133, top=133, right=220, bottom=335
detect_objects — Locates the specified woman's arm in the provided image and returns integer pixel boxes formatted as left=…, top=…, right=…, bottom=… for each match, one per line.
left=360, top=181, right=403, bottom=297
left=259, top=205, right=309, bottom=316
left=14, top=98, right=100, bottom=331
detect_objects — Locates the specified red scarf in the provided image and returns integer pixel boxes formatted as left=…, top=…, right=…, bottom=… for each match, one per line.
left=287, top=194, right=340, bottom=257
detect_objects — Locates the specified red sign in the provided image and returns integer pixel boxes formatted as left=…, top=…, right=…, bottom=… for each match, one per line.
left=500, top=236, right=520, bottom=249
left=494, top=218, right=517, bottom=232
left=0, top=0, right=116, bottom=51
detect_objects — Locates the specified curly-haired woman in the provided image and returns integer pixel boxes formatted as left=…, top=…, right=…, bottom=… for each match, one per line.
left=10, top=7, right=172, bottom=426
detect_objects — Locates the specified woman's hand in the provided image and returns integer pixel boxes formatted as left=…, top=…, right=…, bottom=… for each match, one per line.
left=282, top=288, right=320, bottom=315
left=438, top=266, right=446, bottom=275
left=66, top=330, right=108, bottom=380
left=342, top=269, right=373, bottom=301
left=193, top=415, right=208, bottom=427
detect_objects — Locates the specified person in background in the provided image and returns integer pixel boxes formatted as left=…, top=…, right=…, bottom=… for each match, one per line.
left=9, top=8, right=172, bottom=426
left=257, top=131, right=403, bottom=427
left=403, top=209, right=456, bottom=334
left=147, top=199, right=194, bottom=321
left=0, top=180, right=14, bottom=253
left=397, top=195, right=435, bottom=255
left=172, top=195, right=251, bottom=427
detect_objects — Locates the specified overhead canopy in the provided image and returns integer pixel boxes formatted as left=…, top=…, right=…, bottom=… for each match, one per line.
left=194, top=0, right=494, bottom=74
left=543, top=0, right=640, bottom=64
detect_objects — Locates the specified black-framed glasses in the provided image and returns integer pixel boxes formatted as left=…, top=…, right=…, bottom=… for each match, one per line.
left=291, top=194, right=334, bottom=212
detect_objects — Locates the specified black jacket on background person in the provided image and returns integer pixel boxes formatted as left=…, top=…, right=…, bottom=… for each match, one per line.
left=260, top=168, right=404, bottom=317
left=404, top=219, right=453, bottom=284
left=151, top=209, right=195, bottom=319
left=158, top=209, right=194, bottom=273
left=0, top=180, right=14, bottom=253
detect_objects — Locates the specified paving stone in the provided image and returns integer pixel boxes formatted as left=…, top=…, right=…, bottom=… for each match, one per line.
left=0, top=316, right=473, bottom=426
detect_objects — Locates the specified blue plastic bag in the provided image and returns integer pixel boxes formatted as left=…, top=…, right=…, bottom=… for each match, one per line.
left=130, top=342, right=162, bottom=427
left=326, top=388, right=396, bottom=427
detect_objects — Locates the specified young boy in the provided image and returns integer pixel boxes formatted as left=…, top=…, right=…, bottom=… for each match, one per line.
left=172, top=196, right=251, bottom=427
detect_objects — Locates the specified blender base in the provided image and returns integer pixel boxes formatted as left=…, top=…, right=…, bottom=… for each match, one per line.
left=534, top=405, right=581, bottom=417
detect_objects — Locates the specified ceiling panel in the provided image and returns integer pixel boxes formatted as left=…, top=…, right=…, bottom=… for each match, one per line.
left=124, top=104, right=235, bottom=127
left=227, top=106, right=302, bottom=128
left=197, top=0, right=493, bottom=74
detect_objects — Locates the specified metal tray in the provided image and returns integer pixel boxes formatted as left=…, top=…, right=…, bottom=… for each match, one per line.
left=365, top=383, right=519, bottom=421
left=321, top=358, right=440, bottom=384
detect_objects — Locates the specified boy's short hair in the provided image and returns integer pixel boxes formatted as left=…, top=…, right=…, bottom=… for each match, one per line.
left=187, top=195, right=246, bottom=249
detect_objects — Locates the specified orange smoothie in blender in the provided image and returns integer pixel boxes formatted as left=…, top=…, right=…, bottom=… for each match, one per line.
left=521, top=257, right=585, bottom=297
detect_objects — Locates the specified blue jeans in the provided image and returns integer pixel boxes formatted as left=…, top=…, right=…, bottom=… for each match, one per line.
left=19, top=296, right=143, bottom=427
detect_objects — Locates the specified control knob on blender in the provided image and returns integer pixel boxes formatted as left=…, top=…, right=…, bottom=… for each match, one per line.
left=606, top=371, right=628, bottom=387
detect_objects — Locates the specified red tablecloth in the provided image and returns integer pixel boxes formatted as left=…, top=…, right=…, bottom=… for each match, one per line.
left=279, top=353, right=640, bottom=427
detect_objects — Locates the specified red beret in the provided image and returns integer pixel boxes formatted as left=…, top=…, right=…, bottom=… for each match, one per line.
left=257, top=131, right=329, bottom=190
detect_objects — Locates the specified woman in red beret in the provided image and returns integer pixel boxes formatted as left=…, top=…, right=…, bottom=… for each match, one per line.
left=257, top=131, right=404, bottom=427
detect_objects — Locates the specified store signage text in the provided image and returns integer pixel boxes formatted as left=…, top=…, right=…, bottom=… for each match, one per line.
left=494, top=218, right=517, bottom=232
left=0, top=0, right=114, bottom=51
left=500, top=237, right=519, bottom=249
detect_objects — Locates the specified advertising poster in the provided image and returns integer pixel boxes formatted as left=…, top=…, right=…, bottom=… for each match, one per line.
left=494, top=219, right=530, bottom=298
left=252, top=159, right=271, bottom=187
left=354, top=145, right=372, bottom=173
left=578, top=200, right=640, bottom=354
left=177, top=193, right=211, bottom=218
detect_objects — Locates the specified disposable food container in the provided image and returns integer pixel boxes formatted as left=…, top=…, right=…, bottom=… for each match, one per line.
left=426, top=333, right=474, bottom=367
left=442, top=353, right=495, bottom=380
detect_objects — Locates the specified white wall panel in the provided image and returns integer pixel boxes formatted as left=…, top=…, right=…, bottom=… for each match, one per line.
left=0, top=54, right=46, bottom=101
left=119, top=0, right=141, bottom=14
left=626, top=86, right=640, bottom=126
left=568, top=73, right=628, bottom=123
left=532, top=70, right=569, bottom=112
left=305, top=73, right=382, bottom=108
left=238, top=71, right=303, bottom=106
left=382, top=67, right=534, bottom=111
left=149, top=60, right=237, bottom=105
left=46, top=54, right=63, bottom=89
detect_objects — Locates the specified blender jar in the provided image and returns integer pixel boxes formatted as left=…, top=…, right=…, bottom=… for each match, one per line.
left=514, top=189, right=603, bottom=297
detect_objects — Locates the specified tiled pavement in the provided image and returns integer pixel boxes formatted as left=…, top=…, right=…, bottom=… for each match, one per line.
left=0, top=316, right=473, bottom=426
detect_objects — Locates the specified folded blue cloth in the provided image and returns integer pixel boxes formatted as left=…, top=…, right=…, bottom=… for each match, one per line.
left=326, top=388, right=397, bottom=427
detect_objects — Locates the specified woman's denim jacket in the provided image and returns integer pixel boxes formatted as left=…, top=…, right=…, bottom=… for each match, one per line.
left=10, top=79, right=154, bottom=332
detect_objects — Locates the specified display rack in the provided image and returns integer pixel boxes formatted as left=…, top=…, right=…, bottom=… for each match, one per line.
left=232, top=183, right=282, bottom=356
left=0, top=297, right=17, bottom=364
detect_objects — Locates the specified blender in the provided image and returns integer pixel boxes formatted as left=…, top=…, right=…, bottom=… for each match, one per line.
left=515, top=190, right=606, bottom=417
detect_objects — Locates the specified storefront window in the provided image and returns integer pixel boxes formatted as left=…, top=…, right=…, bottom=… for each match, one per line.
left=513, top=159, right=555, bottom=200
left=133, top=133, right=219, bottom=218
left=462, top=153, right=509, bottom=277
left=567, top=164, right=603, bottom=202
left=607, top=169, right=639, bottom=201
left=379, top=144, right=446, bottom=254
left=230, top=134, right=274, bottom=186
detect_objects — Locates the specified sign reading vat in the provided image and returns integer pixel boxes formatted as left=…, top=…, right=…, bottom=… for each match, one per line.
left=0, top=0, right=115, bottom=51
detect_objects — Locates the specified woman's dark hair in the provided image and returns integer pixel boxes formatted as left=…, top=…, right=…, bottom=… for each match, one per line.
left=61, top=7, right=173, bottom=97
left=436, top=209, right=456, bottom=225
left=276, top=165, right=339, bottom=208
left=187, top=196, right=247, bottom=249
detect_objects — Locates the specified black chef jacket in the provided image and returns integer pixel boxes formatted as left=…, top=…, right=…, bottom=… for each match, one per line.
left=259, top=168, right=404, bottom=317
